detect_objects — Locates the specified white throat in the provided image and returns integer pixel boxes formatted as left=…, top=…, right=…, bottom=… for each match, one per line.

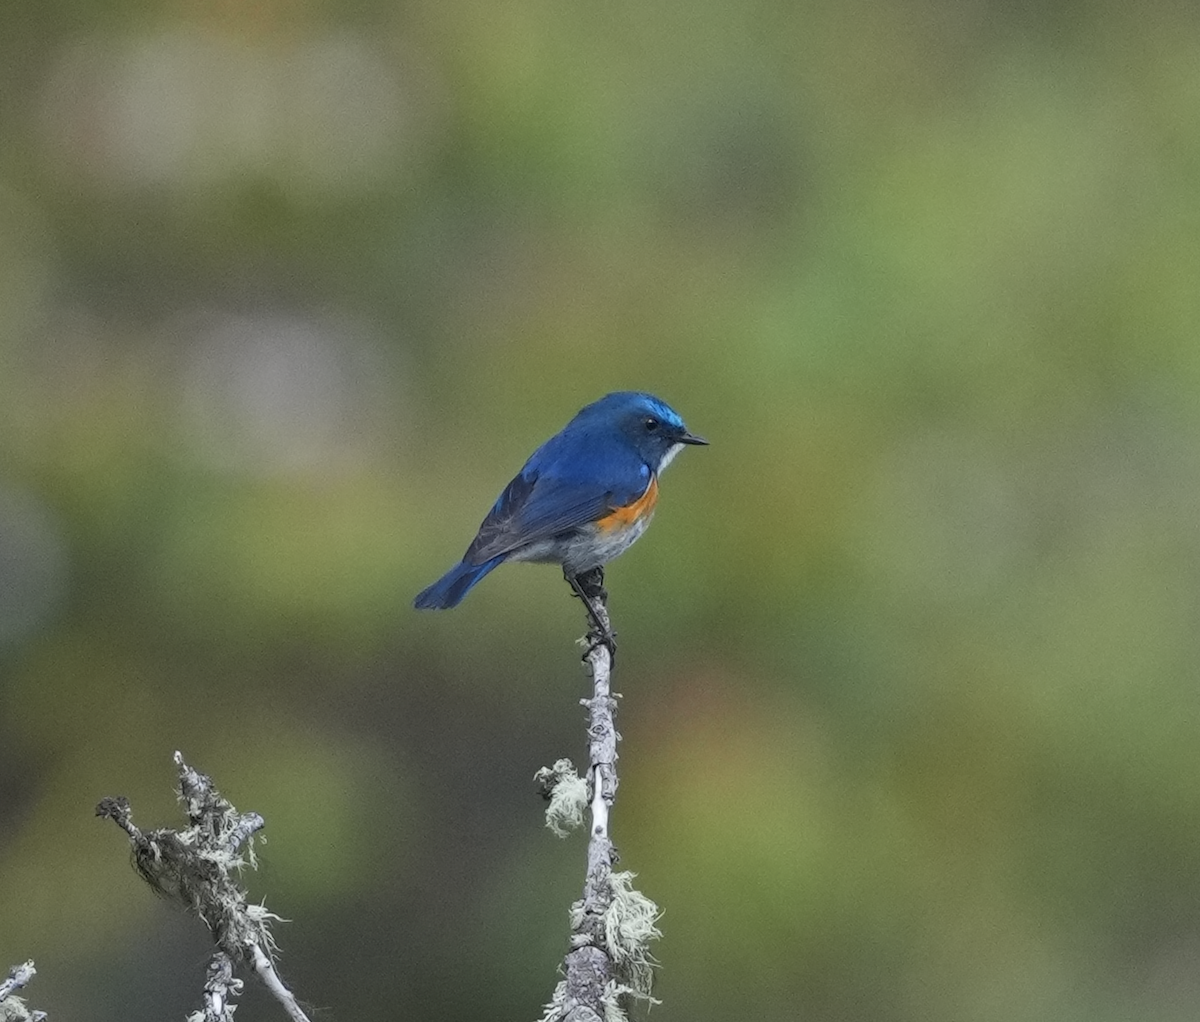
left=656, top=442, right=685, bottom=474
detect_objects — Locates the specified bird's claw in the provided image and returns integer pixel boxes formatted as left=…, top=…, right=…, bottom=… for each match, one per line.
left=581, top=628, right=618, bottom=661
left=566, top=567, right=616, bottom=659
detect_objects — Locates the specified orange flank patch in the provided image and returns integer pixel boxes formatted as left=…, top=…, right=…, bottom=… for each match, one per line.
left=596, top=476, right=659, bottom=532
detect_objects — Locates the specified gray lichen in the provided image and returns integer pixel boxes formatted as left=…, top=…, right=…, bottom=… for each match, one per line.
left=535, top=759, right=589, bottom=838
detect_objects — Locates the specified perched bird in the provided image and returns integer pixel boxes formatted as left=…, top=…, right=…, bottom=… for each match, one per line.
left=414, top=391, right=707, bottom=614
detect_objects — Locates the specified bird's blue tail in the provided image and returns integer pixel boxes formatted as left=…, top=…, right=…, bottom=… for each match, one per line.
left=414, top=557, right=504, bottom=609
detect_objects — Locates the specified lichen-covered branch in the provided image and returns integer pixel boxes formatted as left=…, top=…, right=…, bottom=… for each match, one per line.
left=535, top=567, right=661, bottom=1022
left=96, top=751, right=310, bottom=1022
left=0, top=960, right=46, bottom=1022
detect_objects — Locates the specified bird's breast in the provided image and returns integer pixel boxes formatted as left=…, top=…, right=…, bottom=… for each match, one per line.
left=594, top=476, right=659, bottom=533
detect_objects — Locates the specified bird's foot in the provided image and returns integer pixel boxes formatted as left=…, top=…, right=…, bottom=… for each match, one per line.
left=572, top=565, right=608, bottom=603
left=581, top=628, right=618, bottom=661
left=566, top=567, right=617, bottom=659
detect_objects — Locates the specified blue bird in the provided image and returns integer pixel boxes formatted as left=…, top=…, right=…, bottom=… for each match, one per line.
left=414, top=391, right=707, bottom=616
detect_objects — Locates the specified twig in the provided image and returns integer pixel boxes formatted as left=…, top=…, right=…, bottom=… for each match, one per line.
left=199, top=953, right=241, bottom=1021
left=97, top=751, right=311, bottom=1022
left=0, top=960, right=47, bottom=1022
left=535, top=567, right=661, bottom=1022
left=250, top=942, right=310, bottom=1022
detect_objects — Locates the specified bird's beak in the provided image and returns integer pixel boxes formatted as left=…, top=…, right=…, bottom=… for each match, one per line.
left=678, top=431, right=708, bottom=446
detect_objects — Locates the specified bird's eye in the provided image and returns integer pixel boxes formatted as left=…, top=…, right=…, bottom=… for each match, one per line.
left=644, top=417, right=660, bottom=432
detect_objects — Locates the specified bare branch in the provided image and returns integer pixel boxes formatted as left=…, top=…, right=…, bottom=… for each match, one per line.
left=0, top=960, right=47, bottom=1022
left=188, top=952, right=241, bottom=1022
left=537, top=567, right=661, bottom=1022
left=98, top=752, right=310, bottom=1022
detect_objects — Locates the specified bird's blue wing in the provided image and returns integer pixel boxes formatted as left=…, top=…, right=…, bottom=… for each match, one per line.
left=463, top=433, right=649, bottom=564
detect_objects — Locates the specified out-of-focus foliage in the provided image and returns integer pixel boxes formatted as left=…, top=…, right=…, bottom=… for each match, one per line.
left=3, top=0, right=1200, bottom=1019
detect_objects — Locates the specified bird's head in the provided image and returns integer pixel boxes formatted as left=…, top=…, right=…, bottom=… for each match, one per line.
left=585, top=391, right=708, bottom=472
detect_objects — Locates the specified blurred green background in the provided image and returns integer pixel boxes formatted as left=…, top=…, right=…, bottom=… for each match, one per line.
left=3, top=0, right=1200, bottom=1019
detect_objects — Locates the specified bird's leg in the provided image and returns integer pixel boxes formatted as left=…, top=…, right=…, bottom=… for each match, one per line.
left=565, top=566, right=617, bottom=657
left=574, top=564, right=608, bottom=604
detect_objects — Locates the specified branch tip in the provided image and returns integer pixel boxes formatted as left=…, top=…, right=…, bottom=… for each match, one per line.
left=1, top=960, right=46, bottom=1022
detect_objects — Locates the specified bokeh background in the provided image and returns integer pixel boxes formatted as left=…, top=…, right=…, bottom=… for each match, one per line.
left=3, top=1, right=1200, bottom=1020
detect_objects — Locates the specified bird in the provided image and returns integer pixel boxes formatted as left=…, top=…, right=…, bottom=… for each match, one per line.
left=413, top=391, right=707, bottom=621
